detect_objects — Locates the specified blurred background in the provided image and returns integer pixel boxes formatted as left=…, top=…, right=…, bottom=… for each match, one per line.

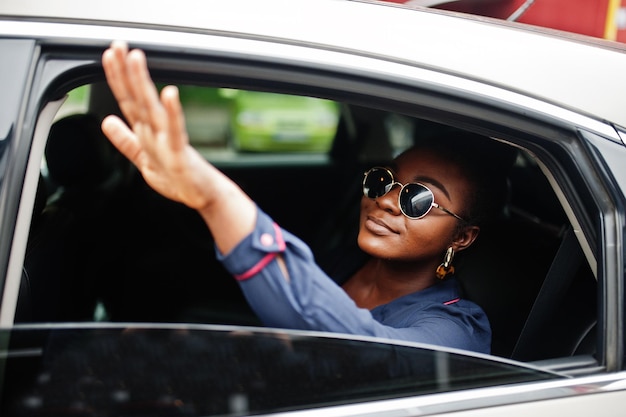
left=384, top=0, right=626, bottom=43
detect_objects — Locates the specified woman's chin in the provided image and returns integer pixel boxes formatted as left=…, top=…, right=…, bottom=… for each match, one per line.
left=357, top=233, right=394, bottom=258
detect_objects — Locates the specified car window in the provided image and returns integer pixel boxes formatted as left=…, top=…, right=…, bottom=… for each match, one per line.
left=0, top=325, right=561, bottom=416
left=20, top=81, right=598, bottom=365
left=176, top=85, right=339, bottom=163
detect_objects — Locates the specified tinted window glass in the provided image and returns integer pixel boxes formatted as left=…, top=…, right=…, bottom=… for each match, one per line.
left=1, top=326, right=560, bottom=416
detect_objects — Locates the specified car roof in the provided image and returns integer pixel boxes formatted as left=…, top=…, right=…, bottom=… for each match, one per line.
left=2, top=0, right=626, bottom=128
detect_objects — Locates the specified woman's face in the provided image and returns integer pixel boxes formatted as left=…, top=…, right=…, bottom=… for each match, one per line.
left=357, top=147, right=473, bottom=263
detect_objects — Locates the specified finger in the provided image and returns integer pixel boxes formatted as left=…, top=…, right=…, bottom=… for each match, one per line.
left=125, top=49, right=168, bottom=134
left=102, top=41, right=140, bottom=125
left=161, top=85, right=189, bottom=152
left=101, top=115, right=145, bottom=168
left=123, top=50, right=168, bottom=162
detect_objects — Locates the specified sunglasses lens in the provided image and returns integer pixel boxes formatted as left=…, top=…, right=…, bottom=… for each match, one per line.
left=399, top=183, right=433, bottom=219
left=363, top=168, right=394, bottom=198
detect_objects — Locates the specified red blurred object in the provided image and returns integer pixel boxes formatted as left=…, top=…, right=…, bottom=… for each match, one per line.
left=386, top=0, right=626, bottom=42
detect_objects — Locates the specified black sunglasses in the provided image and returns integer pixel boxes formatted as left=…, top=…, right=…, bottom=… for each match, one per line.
left=363, top=167, right=465, bottom=221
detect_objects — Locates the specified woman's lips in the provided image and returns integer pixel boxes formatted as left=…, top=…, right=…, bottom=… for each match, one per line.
left=364, top=216, right=398, bottom=235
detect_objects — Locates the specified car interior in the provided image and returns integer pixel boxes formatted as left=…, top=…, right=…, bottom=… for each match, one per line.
left=14, top=78, right=598, bottom=368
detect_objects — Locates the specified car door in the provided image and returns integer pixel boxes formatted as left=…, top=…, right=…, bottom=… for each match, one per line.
left=1, top=4, right=626, bottom=415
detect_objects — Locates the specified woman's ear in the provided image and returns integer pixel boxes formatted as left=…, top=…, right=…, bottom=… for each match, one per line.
left=452, top=225, right=480, bottom=252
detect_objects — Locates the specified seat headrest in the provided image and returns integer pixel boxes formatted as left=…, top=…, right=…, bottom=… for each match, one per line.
left=45, top=114, right=117, bottom=187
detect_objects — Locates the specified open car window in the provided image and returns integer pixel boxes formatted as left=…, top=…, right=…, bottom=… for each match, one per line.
left=21, top=80, right=598, bottom=365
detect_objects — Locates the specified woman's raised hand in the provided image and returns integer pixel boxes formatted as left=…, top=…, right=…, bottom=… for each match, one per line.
left=101, top=41, right=216, bottom=210
left=100, top=41, right=256, bottom=253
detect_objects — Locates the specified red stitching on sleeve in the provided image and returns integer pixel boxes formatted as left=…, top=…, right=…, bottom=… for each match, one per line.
left=235, top=253, right=277, bottom=281
left=234, top=223, right=285, bottom=281
left=443, top=298, right=460, bottom=305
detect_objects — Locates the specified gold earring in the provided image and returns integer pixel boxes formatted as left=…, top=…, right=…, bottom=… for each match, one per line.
left=435, top=246, right=455, bottom=280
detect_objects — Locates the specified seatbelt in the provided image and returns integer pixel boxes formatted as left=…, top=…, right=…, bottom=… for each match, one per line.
left=511, top=226, right=583, bottom=361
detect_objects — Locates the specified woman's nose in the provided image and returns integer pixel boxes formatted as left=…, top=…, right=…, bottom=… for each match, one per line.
left=375, top=185, right=402, bottom=215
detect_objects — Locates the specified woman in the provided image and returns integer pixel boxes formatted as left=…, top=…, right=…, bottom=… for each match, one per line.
left=100, top=41, right=505, bottom=354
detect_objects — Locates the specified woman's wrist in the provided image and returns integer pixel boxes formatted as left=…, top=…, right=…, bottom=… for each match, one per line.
left=197, top=178, right=258, bottom=254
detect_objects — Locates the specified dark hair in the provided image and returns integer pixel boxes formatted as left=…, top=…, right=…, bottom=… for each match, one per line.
left=413, top=130, right=517, bottom=230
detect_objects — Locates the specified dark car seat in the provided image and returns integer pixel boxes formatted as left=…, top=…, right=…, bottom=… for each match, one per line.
left=95, top=172, right=257, bottom=324
left=20, top=113, right=128, bottom=322
left=455, top=211, right=562, bottom=357
left=457, top=152, right=597, bottom=360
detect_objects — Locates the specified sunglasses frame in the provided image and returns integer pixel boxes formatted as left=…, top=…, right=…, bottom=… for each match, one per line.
left=363, top=167, right=466, bottom=221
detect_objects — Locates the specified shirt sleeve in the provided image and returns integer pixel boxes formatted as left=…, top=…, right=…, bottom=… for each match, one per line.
left=217, top=208, right=489, bottom=353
